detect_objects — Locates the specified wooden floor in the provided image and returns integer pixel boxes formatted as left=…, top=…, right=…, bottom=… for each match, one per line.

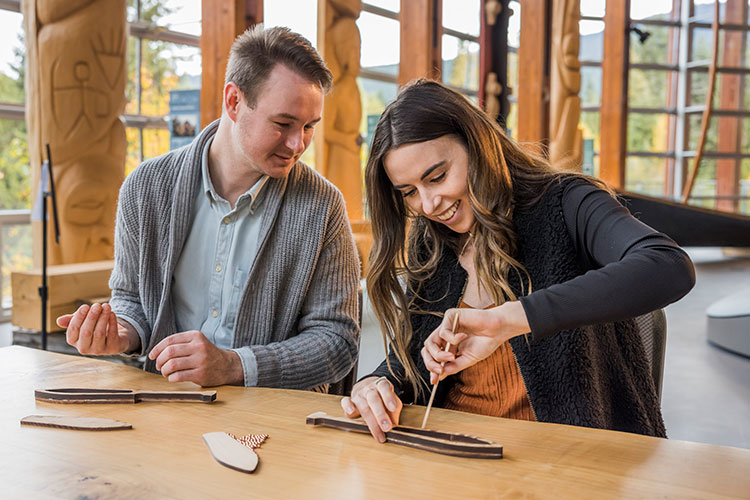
left=1, top=248, right=748, bottom=449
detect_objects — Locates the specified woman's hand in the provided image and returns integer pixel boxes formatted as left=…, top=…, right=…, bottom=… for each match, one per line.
left=341, top=376, right=403, bottom=443
left=422, top=301, right=531, bottom=383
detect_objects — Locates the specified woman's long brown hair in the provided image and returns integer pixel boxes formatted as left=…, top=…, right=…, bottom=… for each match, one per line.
left=365, top=79, right=611, bottom=398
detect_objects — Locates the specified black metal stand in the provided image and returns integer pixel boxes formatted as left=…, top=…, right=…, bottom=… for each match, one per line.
left=37, top=144, right=59, bottom=351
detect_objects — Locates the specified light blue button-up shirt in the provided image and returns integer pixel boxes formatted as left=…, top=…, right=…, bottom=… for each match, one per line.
left=172, top=136, right=268, bottom=385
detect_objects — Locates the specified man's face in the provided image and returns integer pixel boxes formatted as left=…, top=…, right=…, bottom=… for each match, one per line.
left=231, top=64, right=323, bottom=179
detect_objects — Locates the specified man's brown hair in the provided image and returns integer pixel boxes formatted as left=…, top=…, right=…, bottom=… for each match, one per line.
left=225, top=25, right=333, bottom=106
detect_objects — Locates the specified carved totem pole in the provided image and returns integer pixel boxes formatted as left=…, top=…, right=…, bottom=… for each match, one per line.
left=320, top=0, right=363, bottom=221
left=549, top=0, right=582, bottom=167
left=23, top=0, right=127, bottom=265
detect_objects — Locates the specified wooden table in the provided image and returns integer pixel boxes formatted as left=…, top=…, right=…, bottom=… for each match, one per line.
left=2, top=346, right=748, bottom=499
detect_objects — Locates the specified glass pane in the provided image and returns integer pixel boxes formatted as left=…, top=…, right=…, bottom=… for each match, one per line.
left=358, top=77, right=397, bottom=152
left=364, top=0, right=399, bottom=13
left=690, top=1, right=718, bottom=24
left=580, top=110, right=600, bottom=177
left=2, top=223, right=32, bottom=309
left=143, top=128, right=170, bottom=160
left=630, top=0, right=676, bottom=21
left=300, top=140, right=315, bottom=171
left=630, top=25, right=680, bottom=66
left=127, top=0, right=137, bottom=22
left=687, top=71, right=748, bottom=109
left=580, top=110, right=601, bottom=150
left=691, top=158, right=717, bottom=210
left=0, top=119, right=30, bottom=210
left=508, top=51, right=518, bottom=99
left=580, top=0, right=604, bottom=18
left=442, top=0, right=480, bottom=37
left=627, top=113, right=672, bottom=153
left=692, top=28, right=750, bottom=68
left=625, top=156, right=667, bottom=196
left=508, top=1, right=521, bottom=48
left=686, top=114, right=719, bottom=152
left=159, top=0, right=202, bottom=36
left=442, top=35, right=480, bottom=91
left=0, top=9, right=25, bottom=105
left=358, top=12, right=399, bottom=74
left=580, top=66, right=602, bottom=106
left=264, top=0, right=318, bottom=48
left=740, top=159, right=750, bottom=215
left=140, top=41, right=201, bottom=117
left=126, top=127, right=142, bottom=175
left=628, top=68, right=672, bottom=108
left=579, top=20, right=604, bottom=62
left=506, top=103, right=518, bottom=140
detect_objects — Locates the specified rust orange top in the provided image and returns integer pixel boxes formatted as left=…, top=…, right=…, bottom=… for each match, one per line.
left=443, top=302, right=536, bottom=421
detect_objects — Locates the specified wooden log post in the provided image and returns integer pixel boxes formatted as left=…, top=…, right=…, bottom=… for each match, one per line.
left=716, top=0, right=747, bottom=212
left=600, top=0, right=630, bottom=190
left=201, top=0, right=260, bottom=127
left=517, top=0, right=550, bottom=146
left=399, top=0, right=441, bottom=85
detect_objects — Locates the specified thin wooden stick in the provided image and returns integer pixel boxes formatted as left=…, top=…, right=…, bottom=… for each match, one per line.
left=421, top=311, right=459, bottom=429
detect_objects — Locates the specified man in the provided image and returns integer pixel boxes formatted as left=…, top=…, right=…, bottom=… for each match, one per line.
left=56, top=26, right=360, bottom=389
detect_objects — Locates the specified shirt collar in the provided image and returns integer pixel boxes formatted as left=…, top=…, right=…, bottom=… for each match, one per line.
left=201, top=136, right=269, bottom=211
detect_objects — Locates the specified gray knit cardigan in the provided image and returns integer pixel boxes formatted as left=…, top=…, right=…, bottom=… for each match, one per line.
left=109, top=120, right=360, bottom=389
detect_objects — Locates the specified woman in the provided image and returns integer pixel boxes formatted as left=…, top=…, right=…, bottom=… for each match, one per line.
left=341, top=80, right=694, bottom=442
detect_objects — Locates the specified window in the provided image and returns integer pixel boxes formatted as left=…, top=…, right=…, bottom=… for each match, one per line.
left=441, top=0, right=481, bottom=100
left=359, top=1, right=400, bottom=209
left=580, top=3, right=605, bottom=177
left=0, top=2, right=30, bottom=315
left=126, top=0, right=201, bottom=173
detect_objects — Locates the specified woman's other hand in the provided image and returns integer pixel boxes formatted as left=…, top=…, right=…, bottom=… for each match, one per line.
left=422, top=302, right=531, bottom=383
left=341, top=376, right=403, bottom=443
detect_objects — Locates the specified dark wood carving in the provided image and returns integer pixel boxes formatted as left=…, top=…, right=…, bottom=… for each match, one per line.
left=35, top=388, right=217, bottom=404
left=306, top=412, right=503, bottom=459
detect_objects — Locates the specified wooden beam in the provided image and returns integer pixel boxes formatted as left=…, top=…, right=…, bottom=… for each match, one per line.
left=599, top=0, right=630, bottom=189
left=517, top=0, right=549, bottom=144
left=716, top=0, right=747, bottom=212
left=399, top=0, right=441, bottom=85
left=201, top=0, right=256, bottom=127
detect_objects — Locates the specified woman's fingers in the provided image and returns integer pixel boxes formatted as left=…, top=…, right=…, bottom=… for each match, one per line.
left=340, top=396, right=360, bottom=417
left=374, top=377, right=402, bottom=421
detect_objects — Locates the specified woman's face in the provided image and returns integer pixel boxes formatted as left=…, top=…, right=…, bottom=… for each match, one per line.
left=383, top=135, right=474, bottom=234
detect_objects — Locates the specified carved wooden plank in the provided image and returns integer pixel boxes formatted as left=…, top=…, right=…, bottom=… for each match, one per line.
left=203, top=432, right=259, bottom=473
left=35, top=388, right=217, bottom=404
left=306, top=412, right=502, bottom=459
left=21, top=415, right=132, bottom=431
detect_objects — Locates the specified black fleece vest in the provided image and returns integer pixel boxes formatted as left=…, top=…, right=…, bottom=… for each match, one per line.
left=397, top=180, right=666, bottom=437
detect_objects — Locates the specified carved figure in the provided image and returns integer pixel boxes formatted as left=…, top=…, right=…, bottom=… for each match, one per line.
left=24, top=0, right=126, bottom=265
left=322, top=0, right=363, bottom=220
left=485, top=0, right=503, bottom=27
left=549, top=0, right=582, bottom=167
left=484, top=72, right=502, bottom=121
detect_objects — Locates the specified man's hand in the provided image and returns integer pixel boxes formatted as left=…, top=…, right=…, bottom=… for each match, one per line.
left=56, top=303, right=137, bottom=355
left=149, top=330, right=244, bottom=387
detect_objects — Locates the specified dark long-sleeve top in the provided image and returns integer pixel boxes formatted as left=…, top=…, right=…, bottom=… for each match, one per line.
left=519, top=180, right=695, bottom=341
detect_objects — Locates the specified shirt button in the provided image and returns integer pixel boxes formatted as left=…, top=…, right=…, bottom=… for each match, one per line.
left=215, top=264, right=222, bottom=272
left=223, top=216, right=231, bottom=224
left=212, top=310, right=219, bottom=318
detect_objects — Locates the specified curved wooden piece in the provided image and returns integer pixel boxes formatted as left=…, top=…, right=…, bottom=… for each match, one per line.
left=682, top=0, right=720, bottom=203
left=203, top=432, right=259, bottom=474
left=21, top=415, right=132, bottom=431
left=35, top=388, right=217, bottom=404
left=306, top=412, right=502, bottom=459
